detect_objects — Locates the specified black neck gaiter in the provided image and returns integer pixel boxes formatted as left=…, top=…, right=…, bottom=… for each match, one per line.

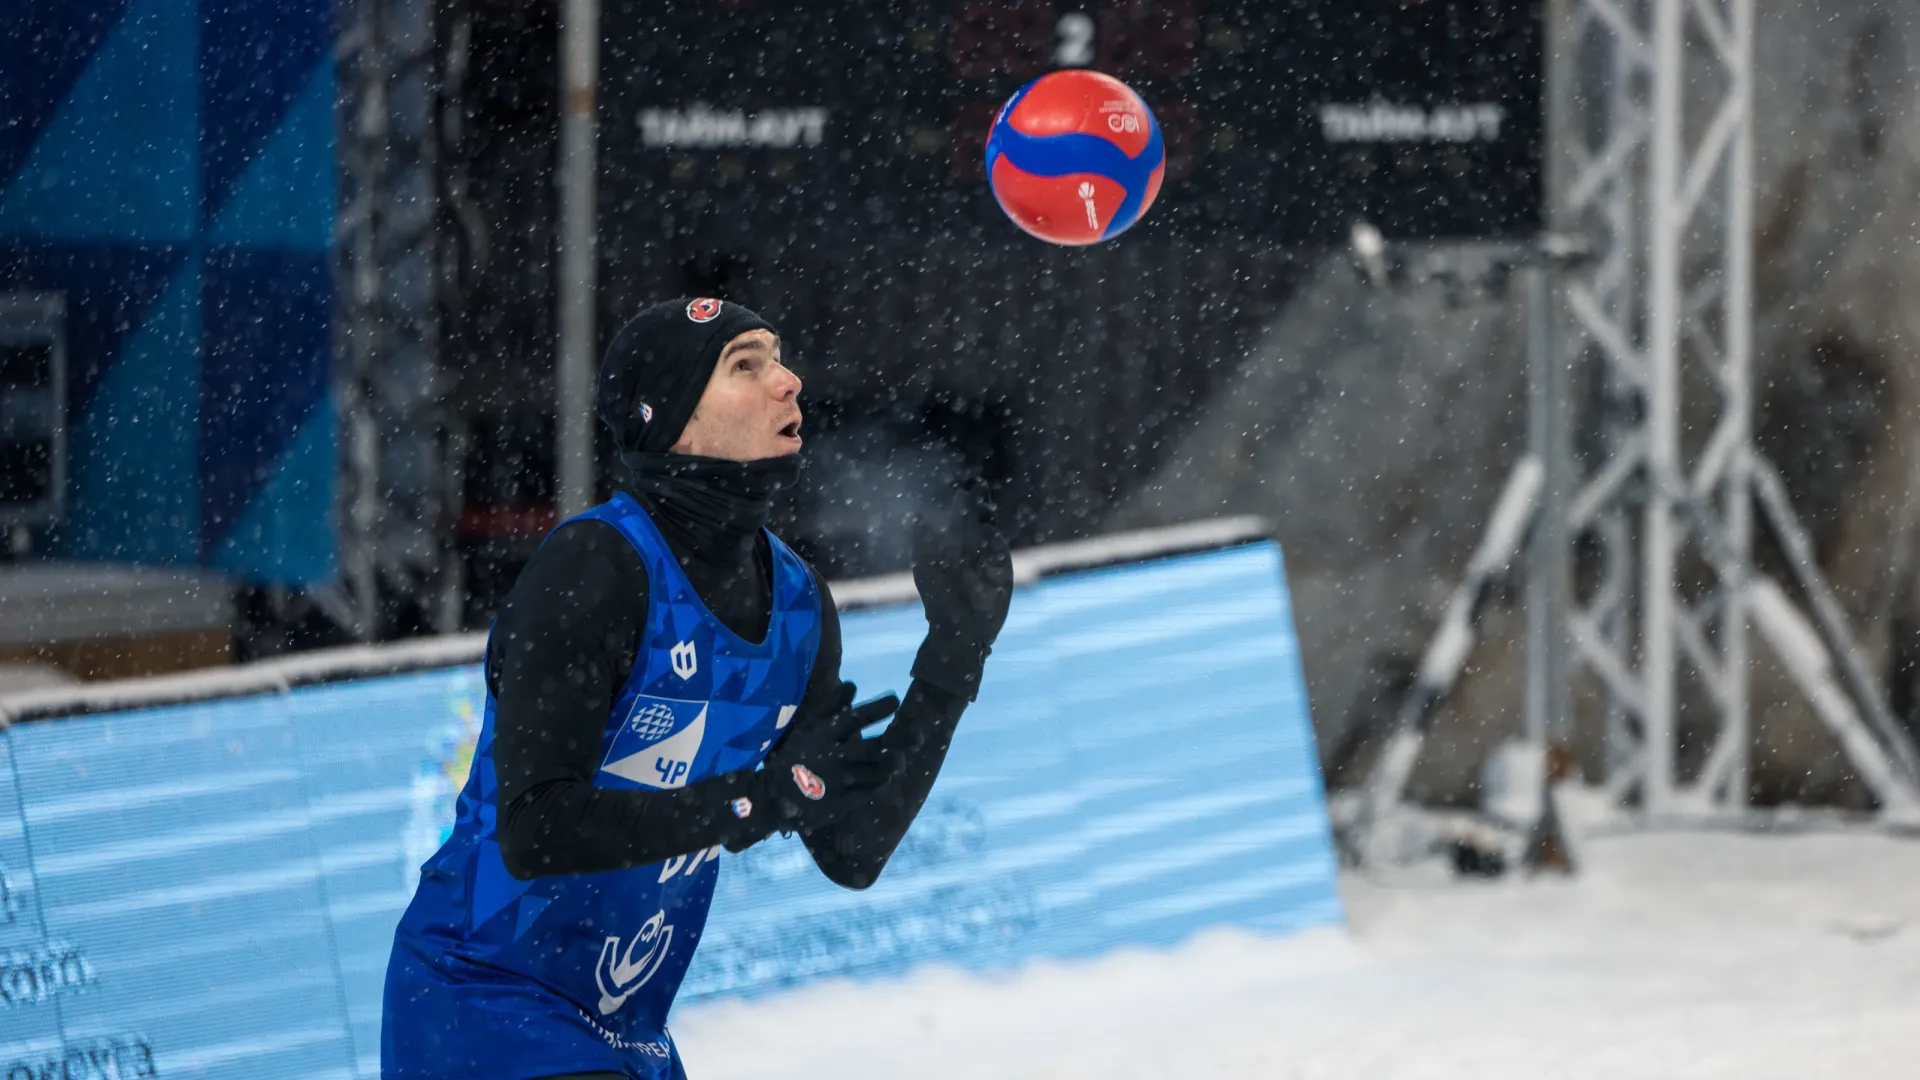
left=620, top=451, right=802, bottom=557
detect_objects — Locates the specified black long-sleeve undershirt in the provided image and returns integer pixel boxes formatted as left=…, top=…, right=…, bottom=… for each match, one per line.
left=801, top=679, right=968, bottom=889
left=487, top=511, right=963, bottom=888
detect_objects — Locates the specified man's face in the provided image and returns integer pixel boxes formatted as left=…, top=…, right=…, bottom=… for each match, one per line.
left=671, top=329, right=803, bottom=461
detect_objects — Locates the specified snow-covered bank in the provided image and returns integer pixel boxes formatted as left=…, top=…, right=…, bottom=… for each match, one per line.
left=674, top=830, right=1920, bottom=1079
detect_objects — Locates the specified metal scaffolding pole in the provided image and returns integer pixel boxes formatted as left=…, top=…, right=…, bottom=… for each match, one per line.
left=1524, top=259, right=1570, bottom=777
left=1638, top=0, right=1684, bottom=813
left=555, top=0, right=600, bottom=518
left=1720, top=0, right=1757, bottom=807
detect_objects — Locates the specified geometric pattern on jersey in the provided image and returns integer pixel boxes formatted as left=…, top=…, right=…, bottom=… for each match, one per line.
left=382, top=492, right=821, bottom=1080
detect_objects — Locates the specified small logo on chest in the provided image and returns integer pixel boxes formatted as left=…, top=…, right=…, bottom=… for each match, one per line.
left=670, top=640, right=698, bottom=680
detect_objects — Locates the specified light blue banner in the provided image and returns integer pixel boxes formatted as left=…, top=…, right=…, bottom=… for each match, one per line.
left=0, top=542, right=1338, bottom=1080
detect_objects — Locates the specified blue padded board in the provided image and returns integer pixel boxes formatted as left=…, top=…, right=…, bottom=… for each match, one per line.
left=0, top=541, right=1338, bottom=1078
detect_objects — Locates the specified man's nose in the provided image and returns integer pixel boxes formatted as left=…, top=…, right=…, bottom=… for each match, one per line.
left=775, top=364, right=802, bottom=401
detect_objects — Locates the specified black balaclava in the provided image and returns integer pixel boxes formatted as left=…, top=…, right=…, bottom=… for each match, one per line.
left=596, top=297, right=801, bottom=555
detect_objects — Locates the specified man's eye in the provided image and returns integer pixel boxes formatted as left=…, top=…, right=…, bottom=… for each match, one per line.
left=735, top=358, right=754, bottom=372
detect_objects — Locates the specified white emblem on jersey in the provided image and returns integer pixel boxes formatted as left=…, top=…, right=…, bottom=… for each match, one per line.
left=595, top=909, right=675, bottom=1015
left=670, top=640, right=698, bottom=680
left=602, top=703, right=707, bottom=788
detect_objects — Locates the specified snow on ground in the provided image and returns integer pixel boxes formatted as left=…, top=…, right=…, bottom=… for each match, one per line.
left=673, top=828, right=1920, bottom=1079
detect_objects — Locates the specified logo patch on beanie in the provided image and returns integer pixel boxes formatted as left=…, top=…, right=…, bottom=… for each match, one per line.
left=686, top=298, right=722, bottom=323
left=637, top=401, right=654, bottom=424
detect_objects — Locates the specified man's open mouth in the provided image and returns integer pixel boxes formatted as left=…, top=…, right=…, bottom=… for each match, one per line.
left=778, top=419, right=801, bottom=438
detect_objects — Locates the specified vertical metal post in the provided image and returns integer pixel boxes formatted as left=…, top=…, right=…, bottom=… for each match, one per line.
left=338, top=0, right=385, bottom=639
left=1529, top=0, right=1568, bottom=765
left=1640, top=0, right=1684, bottom=814
left=556, top=0, right=600, bottom=517
left=1718, top=0, right=1756, bottom=804
left=1526, top=264, right=1570, bottom=757
left=1592, top=0, right=1644, bottom=790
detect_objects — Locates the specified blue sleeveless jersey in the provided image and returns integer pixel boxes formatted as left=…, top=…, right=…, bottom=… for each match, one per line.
left=383, top=493, right=822, bottom=1080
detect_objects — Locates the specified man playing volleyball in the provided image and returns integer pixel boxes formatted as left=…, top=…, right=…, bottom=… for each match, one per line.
left=382, top=297, right=1013, bottom=1080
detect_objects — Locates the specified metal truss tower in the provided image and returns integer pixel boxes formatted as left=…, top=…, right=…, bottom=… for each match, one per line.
left=1561, top=0, right=1919, bottom=816
left=336, top=0, right=468, bottom=639
left=1355, top=0, right=1920, bottom=857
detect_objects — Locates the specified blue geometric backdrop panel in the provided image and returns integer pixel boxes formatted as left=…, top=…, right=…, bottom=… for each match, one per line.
left=0, top=1, right=141, bottom=188
left=199, top=0, right=332, bottom=226
left=200, top=247, right=333, bottom=572
left=0, top=0, right=336, bottom=585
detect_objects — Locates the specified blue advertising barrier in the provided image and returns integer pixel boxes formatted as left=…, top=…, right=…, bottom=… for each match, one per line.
left=0, top=541, right=1339, bottom=1080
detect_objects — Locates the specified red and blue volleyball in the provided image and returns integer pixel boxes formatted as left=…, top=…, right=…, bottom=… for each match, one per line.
left=985, top=70, right=1166, bottom=246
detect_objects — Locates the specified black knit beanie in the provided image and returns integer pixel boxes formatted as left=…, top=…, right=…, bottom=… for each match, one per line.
left=596, top=297, right=776, bottom=454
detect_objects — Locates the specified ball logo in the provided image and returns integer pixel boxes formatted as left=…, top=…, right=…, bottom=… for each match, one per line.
left=1106, top=113, right=1141, bottom=133
left=686, top=298, right=722, bottom=323
left=791, top=764, right=827, bottom=800
left=1078, top=182, right=1100, bottom=230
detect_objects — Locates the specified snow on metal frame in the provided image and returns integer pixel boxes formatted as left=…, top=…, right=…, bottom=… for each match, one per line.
left=0, top=517, right=1271, bottom=728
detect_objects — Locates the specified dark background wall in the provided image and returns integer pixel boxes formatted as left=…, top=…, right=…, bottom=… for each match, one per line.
left=449, top=0, right=1542, bottom=605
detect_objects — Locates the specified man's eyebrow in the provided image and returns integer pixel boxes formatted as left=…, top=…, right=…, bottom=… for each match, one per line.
left=720, top=335, right=778, bottom=360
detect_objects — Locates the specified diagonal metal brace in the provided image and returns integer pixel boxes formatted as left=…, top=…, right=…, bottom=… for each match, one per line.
left=1359, top=456, right=1544, bottom=832
left=1751, top=455, right=1920, bottom=787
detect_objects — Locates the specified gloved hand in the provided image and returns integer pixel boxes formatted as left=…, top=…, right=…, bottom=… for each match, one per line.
left=736, top=685, right=901, bottom=844
left=910, top=479, right=1015, bottom=701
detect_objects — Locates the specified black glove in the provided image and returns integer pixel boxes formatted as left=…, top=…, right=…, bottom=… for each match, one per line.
left=909, top=478, right=1015, bottom=701
left=740, top=686, right=901, bottom=840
